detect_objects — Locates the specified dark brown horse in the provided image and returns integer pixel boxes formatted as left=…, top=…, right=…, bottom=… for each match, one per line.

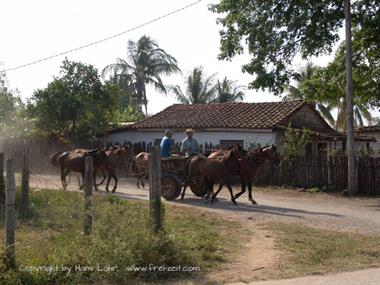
left=231, top=145, right=279, bottom=204
left=96, top=144, right=132, bottom=192
left=181, top=145, right=247, bottom=204
left=50, top=148, right=112, bottom=191
left=210, top=145, right=279, bottom=204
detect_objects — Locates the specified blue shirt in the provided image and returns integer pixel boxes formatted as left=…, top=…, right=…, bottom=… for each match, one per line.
left=181, top=138, right=199, bottom=156
left=160, top=136, right=174, bottom=157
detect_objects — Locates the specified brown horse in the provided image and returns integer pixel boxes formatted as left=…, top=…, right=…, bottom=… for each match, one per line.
left=181, top=145, right=247, bottom=205
left=50, top=148, right=111, bottom=191
left=129, top=152, right=150, bottom=188
left=231, top=145, right=279, bottom=204
left=96, top=144, right=132, bottom=192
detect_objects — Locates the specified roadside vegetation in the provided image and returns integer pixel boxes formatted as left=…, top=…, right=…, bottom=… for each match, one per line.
left=0, top=189, right=244, bottom=284
left=265, top=222, right=380, bottom=279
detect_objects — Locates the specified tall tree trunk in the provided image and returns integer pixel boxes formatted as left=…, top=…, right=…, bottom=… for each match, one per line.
left=345, top=0, right=356, bottom=195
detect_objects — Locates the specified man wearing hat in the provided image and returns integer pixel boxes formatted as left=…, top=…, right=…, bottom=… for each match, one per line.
left=160, top=129, right=175, bottom=158
left=181, top=128, right=199, bottom=157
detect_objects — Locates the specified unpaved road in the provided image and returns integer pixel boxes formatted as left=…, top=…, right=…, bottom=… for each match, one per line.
left=29, top=174, right=380, bottom=236
left=28, top=174, right=380, bottom=284
left=233, top=267, right=380, bottom=285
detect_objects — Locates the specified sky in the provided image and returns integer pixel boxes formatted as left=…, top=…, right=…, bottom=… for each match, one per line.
left=0, top=0, right=358, bottom=116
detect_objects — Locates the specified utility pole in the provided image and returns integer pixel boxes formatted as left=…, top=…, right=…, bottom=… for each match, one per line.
left=344, top=0, right=356, bottom=195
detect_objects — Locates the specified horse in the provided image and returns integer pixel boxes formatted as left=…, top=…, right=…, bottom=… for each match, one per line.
left=129, top=152, right=150, bottom=188
left=231, top=145, right=280, bottom=204
left=181, top=145, right=247, bottom=205
left=50, top=148, right=111, bottom=191
left=96, top=143, right=132, bottom=192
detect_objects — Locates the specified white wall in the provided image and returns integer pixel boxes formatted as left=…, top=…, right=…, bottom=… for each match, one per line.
left=105, top=129, right=277, bottom=149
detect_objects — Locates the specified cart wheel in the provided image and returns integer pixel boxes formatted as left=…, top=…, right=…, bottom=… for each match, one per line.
left=190, top=176, right=207, bottom=197
left=161, top=172, right=182, bottom=200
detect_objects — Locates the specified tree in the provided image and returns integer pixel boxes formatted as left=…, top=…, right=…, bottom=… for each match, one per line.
left=102, top=35, right=181, bottom=114
left=280, top=123, right=312, bottom=161
left=27, top=59, right=117, bottom=139
left=213, top=77, right=245, bottom=103
left=299, top=44, right=374, bottom=131
left=169, top=67, right=218, bottom=104
left=282, top=62, right=335, bottom=127
left=106, top=72, right=145, bottom=122
left=0, top=71, right=28, bottom=137
left=209, top=0, right=379, bottom=95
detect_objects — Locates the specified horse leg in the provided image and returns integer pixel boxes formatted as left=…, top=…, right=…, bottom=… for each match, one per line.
left=141, top=174, right=146, bottom=188
left=248, top=181, right=257, bottom=204
left=136, top=177, right=141, bottom=189
left=60, top=165, right=68, bottom=190
left=211, top=182, right=224, bottom=203
left=79, top=172, right=85, bottom=190
left=96, top=169, right=106, bottom=186
left=225, top=182, right=237, bottom=205
left=111, top=174, right=118, bottom=193
left=234, top=180, right=246, bottom=200
left=205, top=178, right=215, bottom=200
left=180, top=180, right=189, bottom=200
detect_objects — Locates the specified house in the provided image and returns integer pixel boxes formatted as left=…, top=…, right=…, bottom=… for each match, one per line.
left=104, top=100, right=374, bottom=155
left=355, top=126, right=380, bottom=155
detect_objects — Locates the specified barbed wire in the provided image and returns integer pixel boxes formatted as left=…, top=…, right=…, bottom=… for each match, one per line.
left=1, top=0, right=203, bottom=73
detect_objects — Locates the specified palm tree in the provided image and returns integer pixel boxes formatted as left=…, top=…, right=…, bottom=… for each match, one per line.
left=169, top=67, right=217, bottom=104
left=332, top=97, right=373, bottom=131
left=212, top=77, right=246, bottom=103
left=283, top=62, right=336, bottom=127
left=102, top=35, right=181, bottom=114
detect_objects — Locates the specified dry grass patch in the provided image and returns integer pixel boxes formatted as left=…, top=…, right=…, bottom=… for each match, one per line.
left=264, top=222, right=380, bottom=279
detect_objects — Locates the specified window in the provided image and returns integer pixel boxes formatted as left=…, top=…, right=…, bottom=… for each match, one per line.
left=220, top=140, right=244, bottom=150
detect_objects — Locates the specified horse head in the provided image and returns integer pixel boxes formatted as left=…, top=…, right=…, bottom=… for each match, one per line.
left=231, top=144, right=247, bottom=159
left=251, top=144, right=280, bottom=167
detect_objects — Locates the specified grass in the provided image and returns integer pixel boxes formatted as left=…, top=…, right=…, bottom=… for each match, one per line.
left=264, top=222, right=380, bottom=279
left=0, top=188, right=244, bottom=284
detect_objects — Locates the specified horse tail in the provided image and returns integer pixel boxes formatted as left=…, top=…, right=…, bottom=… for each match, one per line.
left=50, top=152, right=63, bottom=167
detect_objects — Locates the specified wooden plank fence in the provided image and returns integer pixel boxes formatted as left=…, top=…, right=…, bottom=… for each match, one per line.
left=255, top=155, right=380, bottom=195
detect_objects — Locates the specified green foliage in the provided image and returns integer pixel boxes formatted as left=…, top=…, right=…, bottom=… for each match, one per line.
left=27, top=59, right=118, bottom=139
left=299, top=42, right=375, bottom=130
left=212, top=77, right=245, bottom=103
left=169, top=66, right=217, bottom=104
left=113, top=105, right=145, bottom=124
left=0, top=71, right=30, bottom=137
left=0, top=189, right=241, bottom=284
left=210, top=0, right=380, bottom=95
left=103, top=35, right=181, bottom=114
left=170, top=67, right=245, bottom=104
left=281, top=124, right=312, bottom=160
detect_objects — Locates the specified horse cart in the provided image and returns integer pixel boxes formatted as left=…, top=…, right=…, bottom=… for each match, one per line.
left=160, top=156, right=206, bottom=200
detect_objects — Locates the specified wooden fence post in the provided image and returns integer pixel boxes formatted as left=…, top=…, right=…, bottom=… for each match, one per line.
left=84, top=156, right=93, bottom=235
left=149, top=146, right=162, bottom=233
left=6, top=159, right=16, bottom=267
left=0, top=153, right=4, bottom=205
left=327, top=155, right=333, bottom=189
left=20, top=145, right=30, bottom=217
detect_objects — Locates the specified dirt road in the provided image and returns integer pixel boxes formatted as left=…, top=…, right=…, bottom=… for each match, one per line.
left=29, top=174, right=380, bottom=236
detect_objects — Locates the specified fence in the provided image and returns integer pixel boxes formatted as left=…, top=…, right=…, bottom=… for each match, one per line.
left=255, top=155, right=380, bottom=195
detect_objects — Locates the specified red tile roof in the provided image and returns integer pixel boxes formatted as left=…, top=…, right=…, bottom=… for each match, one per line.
left=131, top=100, right=307, bottom=130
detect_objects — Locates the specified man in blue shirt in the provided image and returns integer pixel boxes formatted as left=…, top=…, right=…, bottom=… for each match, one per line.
left=181, top=128, right=199, bottom=157
left=160, top=129, right=175, bottom=158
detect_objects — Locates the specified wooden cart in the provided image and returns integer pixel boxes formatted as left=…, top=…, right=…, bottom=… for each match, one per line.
left=160, top=156, right=207, bottom=200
